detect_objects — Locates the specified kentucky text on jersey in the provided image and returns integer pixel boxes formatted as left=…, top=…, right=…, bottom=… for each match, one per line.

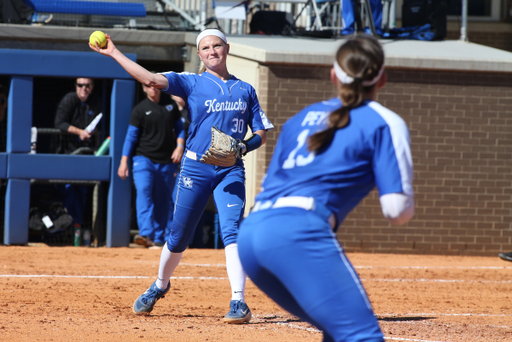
left=205, top=99, right=247, bottom=114
left=159, top=71, right=268, bottom=155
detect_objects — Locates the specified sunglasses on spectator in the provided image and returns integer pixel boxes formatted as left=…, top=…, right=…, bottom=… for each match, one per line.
left=76, top=83, right=92, bottom=88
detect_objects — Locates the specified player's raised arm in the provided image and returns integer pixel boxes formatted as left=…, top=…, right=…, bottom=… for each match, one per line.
left=88, top=33, right=168, bottom=89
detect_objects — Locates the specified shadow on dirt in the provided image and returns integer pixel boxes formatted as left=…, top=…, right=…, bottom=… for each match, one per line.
left=378, top=316, right=436, bottom=322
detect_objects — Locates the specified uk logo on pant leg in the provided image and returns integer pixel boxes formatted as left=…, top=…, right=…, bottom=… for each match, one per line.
left=183, top=177, right=193, bottom=188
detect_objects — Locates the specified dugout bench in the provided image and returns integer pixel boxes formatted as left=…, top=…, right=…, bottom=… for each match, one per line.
left=0, top=49, right=136, bottom=247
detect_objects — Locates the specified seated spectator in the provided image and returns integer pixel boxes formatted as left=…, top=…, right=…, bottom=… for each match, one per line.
left=1, top=0, right=52, bottom=24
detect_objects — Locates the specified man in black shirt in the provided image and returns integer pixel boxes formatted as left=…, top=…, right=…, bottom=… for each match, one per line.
left=54, top=78, right=102, bottom=154
left=118, top=83, right=185, bottom=247
left=54, top=78, right=102, bottom=239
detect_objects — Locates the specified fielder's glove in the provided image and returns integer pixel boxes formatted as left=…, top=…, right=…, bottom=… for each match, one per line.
left=200, top=126, right=244, bottom=167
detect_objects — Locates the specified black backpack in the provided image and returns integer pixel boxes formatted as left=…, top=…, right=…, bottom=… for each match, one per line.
left=29, top=201, right=73, bottom=234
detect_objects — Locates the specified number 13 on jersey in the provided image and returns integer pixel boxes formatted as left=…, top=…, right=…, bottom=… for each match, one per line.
left=283, top=129, right=315, bottom=169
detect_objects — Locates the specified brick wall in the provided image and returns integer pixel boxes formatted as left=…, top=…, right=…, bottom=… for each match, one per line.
left=258, top=64, right=512, bottom=256
left=446, top=30, right=512, bottom=52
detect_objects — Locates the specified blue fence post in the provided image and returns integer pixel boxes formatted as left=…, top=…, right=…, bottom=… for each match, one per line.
left=106, top=79, right=135, bottom=247
left=4, top=76, right=33, bottom=245
left=7, top=76, right=32, bottom=153
left=4, top=179, right=31, bottom=245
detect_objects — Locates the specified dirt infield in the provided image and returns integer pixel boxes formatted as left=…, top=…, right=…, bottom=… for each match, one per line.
left=1, top=245, right=511, bottom=342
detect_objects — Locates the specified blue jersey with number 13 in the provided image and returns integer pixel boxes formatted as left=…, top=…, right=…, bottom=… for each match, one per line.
left=257, top=97, right=413, bottom=226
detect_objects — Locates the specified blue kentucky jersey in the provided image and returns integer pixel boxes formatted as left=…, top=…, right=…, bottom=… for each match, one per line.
left=160, top=71, right=267, bottom=155
left=257, top=97, right=413, bottom=225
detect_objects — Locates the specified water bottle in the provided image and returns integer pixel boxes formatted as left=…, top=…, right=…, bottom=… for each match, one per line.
left=95, top=137, right=111, bottom=156
left=74, top=225, right=81, bottom=247
left=30, top=127, right=37, bottom=154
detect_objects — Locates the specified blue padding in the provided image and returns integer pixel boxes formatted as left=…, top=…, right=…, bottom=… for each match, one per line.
left=8, top=154, right=111, bottom=181
left=4, top=179, right=30, bottom=245
left=0, top=154, right=6, bottom=179
left=0, top=49, right=136, bottom=79
left=8, top=77, right=33, bottom=153
left=26, top=0, right=147, bottom=17
left=107, top=79, right=135, bottom=247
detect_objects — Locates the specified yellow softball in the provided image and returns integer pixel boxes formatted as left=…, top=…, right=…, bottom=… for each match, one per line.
left=89, top=31, right=107, bottom=48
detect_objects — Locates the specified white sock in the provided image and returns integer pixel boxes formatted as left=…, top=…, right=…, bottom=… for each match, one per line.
left=155, top=243, right=183, bottom=290
left=224, top=243, right=246, bottom=302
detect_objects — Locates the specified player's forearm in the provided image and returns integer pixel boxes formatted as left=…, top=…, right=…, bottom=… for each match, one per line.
left=254, top=130, right=267, bottom=146
left=379, top=192, right=415, bottom=225
left=177, top=137, right=185, bottom=149
left=240, top=130, right=265, bottom=156
left=119, top=155, right=129, bottom=166
left=174, top=118, right=185, bottom=140
left=111, top=50, right=167, bottom=89
left=67, top=125, right=83, bottom=136
left=122, top=125, right=139, bottom=157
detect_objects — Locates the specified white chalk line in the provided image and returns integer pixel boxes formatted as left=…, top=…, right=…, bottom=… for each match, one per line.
left=180, top=263, right=226, bottom=267
left=380, top=312, right=509, bottom=318
left=389, top=266, right=512, bottom=270
left=385, top=338, right=451, bottom=342
left=0, top=274, right=228, bottom=280
left=274, top=322, right=321, bottom=332
left=360, top=278, right=512, bottom=284
left=1, top=274, right=510, bottom=284
left=381, top=320, right=511, bottom=329
left=142, top=262, right=512, bottom=270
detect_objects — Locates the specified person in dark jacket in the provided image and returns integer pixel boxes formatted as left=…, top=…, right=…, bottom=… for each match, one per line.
left=54, top=78, right=102, bottom=239
left=54, top=78, right=102, bottom=155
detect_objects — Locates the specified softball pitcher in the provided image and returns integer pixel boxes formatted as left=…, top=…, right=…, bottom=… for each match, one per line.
left=90, top=28, right=273, bottom=323
left=238, top=34, right=414, bottom=341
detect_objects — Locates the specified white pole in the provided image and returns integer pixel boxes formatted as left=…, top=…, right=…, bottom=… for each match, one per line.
left=460, top=0, right=468, bottom=41
left=389, top=0, right=395, bottom=28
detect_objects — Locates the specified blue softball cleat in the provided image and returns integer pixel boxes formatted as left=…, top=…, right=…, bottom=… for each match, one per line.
left=133, top=281, right=170, bottom=314
left=223, top=300, right=252, bottom=323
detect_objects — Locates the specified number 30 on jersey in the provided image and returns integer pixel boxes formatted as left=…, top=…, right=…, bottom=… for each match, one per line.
left=232, top=118, right=245, bottom=134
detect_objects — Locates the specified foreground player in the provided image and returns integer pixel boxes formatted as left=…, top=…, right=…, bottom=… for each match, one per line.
left=238, top=34, right=414, bottom=341
left=90, top=28, right=272, bottom=322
